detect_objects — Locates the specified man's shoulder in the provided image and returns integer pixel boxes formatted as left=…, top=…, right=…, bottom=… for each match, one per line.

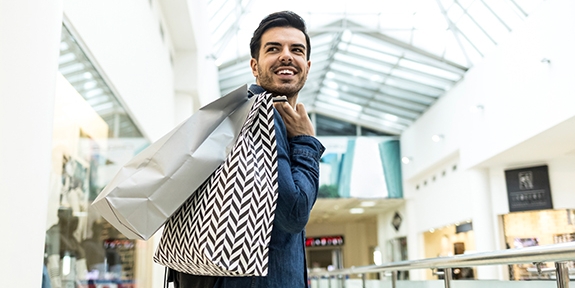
left=248, top=84, right=266, bottom=97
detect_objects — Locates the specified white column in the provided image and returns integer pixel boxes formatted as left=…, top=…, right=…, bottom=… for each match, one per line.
left=0, top=0, right=63, bottom=286
left=405, top=200, right=426, bottom=280
left=173, top=51, right=199, bottom=123
left=468, top=168, right=499, bottom=279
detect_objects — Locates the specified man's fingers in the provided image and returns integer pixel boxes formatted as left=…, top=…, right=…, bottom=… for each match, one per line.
left=274, top=102, right=296, bottom=116
left=295, top=103, right=307, bottom=117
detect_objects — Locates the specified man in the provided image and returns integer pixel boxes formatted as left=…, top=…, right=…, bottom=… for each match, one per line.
left=170, top=10, right=325, bottom=288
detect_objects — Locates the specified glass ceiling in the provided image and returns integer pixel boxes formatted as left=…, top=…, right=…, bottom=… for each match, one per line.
left=208, top=0, right=543, bottom=135
left=59, top=25, right=143, bottom=138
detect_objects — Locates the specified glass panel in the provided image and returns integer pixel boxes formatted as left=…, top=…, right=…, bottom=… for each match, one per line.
left=315, top=114, right=357, bottom=136
left=391, top=69, right=451, bottom=90
left=457, top=14, right=493, bottom=54
left=468, top=1, right=508, bottom=42
left=379, top=85, right=435, bottom=105
left=43, top=24, right=150, bottom=288
left=362, top=126, right=393, bottom=136
left=372, top=94, right=427, bottom=113
left=482, top=0, right=524, bottom=27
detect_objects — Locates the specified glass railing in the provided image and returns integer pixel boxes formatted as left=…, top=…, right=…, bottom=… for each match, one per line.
left=308, top=242, right=575, bottom=288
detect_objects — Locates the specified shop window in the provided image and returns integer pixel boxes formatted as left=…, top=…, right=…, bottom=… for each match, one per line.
left=43, top=23, right=149, bottom=288
left=503, top=209, right=575, bottom=280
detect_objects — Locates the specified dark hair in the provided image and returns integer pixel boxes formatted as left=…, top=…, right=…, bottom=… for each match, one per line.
left=250, top=11, right=311, bottom=61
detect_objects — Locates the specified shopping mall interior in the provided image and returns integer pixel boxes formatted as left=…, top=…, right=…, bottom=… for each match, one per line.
left=1, top=0, right=574, bottom=287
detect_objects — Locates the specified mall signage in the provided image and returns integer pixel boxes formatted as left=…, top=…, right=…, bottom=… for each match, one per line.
left=305, top=235, right=344, bottom=247
left=505, top=165, right=553, bottom=212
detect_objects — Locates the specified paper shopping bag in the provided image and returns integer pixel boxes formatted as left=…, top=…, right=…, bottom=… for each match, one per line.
left=92, top=85, right=255, bottom=240
left=153, top=91, right=278, bottom=276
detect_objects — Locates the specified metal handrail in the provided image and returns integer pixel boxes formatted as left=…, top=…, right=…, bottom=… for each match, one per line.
left=308, top=242, right=575, bottom=288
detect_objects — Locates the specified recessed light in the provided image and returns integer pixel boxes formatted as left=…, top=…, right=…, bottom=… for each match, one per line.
left=350, top=208, right=365, bottom=214
left=431, top=134, right=444, bottom=142
left=401, top=156, right=411, bottom=164
left=360, top=201, right=376, bottom=207
left=470, top=104, right=484, bottom=113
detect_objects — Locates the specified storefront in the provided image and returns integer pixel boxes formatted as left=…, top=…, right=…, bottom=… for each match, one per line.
left=423, top=221, right=476, bottom=280
left=306, top=235, right=344, bottom=272
left=503, top=209, right=575, bottom=280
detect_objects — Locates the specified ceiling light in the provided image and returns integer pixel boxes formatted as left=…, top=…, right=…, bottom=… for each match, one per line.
left=353, top=70, right=362, bottom=77
left=325, top=80, right=339, bottom=89
left=384, top=114, right=399, bottom=122
left=350, top=208, right=365, bottom=214
left=373, top=248, right=383, bottom=265
left=429, top=228, right=435, bottom=233
left=83, top=81, right=97, bottom=90
left=401, top=156, right=412, bottom=164
left=431, top=134, right=444, bottom=142
left=360, top=201, right=376, bottom=207
left=320, top=87, right=340, bottom=98
left=326, top=71, right=336, bottom=79
left=469, top=104, right=484, bottom=113
left=341, top=29, right=352, bottom=42
left=214, top=58, right=223, bottom=67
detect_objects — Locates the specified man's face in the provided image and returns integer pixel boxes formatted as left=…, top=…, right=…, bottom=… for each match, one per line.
left=250, top=26, right=311, bottom=98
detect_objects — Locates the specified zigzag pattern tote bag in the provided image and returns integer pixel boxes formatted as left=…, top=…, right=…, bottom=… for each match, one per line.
left=154, top=91, right=278, bottom=277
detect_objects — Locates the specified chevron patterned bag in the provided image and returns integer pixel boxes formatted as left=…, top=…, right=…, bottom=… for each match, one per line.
left=153, top=91, right=278, bottom=277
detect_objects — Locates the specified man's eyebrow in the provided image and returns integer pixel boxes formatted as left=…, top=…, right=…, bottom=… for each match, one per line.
left=292, top=43, right=306, bottom=51
left=263, top=42, right=307, bottom=51
left=263, top=42, right=282, bottom=48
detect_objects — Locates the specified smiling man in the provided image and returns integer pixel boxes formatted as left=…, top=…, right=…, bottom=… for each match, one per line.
left=168, top=11, right=326, bottom=288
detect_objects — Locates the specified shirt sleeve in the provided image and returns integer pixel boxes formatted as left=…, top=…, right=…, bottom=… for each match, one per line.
left=273, top=111, right=325, bottom=234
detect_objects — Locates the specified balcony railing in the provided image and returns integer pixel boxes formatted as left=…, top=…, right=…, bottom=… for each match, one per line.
left=308, top=242, right=575, bottom=288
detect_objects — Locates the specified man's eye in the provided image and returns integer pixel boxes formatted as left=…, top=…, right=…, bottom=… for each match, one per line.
left=267, top=47, right=279, bottom=52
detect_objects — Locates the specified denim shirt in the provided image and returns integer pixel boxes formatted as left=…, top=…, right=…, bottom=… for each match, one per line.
left=212, top=85, right=325, bottom=287
left=171, top=85, right=325, bottom=288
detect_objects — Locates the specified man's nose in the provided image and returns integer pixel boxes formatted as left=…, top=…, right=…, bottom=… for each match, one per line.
left=279, top=47, right=293, bottom=62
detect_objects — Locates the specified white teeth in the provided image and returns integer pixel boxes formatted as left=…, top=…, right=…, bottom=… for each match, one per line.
left=277, top=69, right=294, bottom=75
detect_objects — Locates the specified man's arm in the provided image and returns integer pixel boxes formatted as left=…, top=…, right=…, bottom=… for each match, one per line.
left=272, top=103, right=325, bottom=233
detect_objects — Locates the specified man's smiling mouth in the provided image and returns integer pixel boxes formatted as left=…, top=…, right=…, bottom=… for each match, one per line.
left=276, top=69, right=295, bottom=75
left=274, top=66, right=298, bottom=76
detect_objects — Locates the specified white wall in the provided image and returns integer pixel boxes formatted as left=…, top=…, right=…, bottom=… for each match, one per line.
left=63, top=0, right=176, bottom=142
left=399, top=0, right=575, bottom=280
left=186, top=0, right=222, bottom=107
left=0, top=0, right=63, bottom=286
left=376, top=206, right=408, bottom=263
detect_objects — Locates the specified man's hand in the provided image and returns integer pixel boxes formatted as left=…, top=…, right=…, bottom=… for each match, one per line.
left=273, top=102, right=315, bottom=138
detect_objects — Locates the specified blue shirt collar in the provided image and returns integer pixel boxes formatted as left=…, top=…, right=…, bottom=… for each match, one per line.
left=248, top=84, right=266, bottom=97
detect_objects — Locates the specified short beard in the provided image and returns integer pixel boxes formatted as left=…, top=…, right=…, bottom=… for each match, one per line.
left=257, top=67, right=306, bottom=98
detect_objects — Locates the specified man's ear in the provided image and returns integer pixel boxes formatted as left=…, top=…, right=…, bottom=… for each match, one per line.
left=250, top=58, right=258, bottom=78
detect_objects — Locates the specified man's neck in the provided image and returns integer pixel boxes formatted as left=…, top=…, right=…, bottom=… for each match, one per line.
left=252, top=84, right=299, bottom=107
